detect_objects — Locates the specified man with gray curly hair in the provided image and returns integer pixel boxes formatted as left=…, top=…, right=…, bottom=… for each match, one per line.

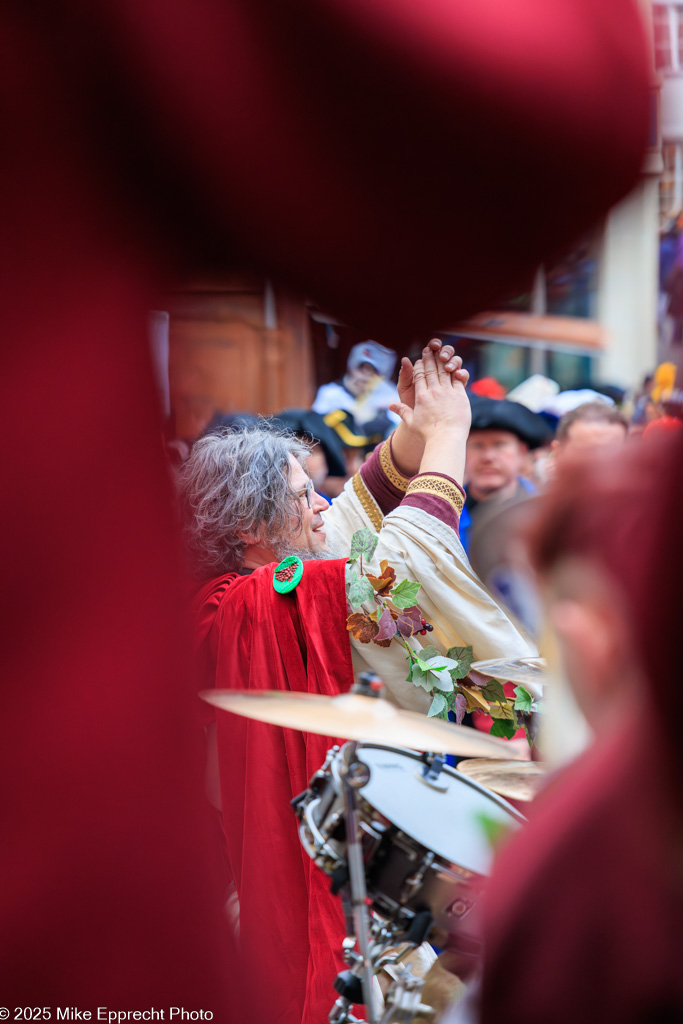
left=179, top=426, right=336, bottom=578
left=182, top=341, right=534, bottom=1024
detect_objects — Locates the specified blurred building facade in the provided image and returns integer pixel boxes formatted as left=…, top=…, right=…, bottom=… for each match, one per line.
left=164, top=3, right=667, bottom=436
left=447, top=0, right=664, bottom=394
left=167, top=275, right=315, bottom=440
left=655, top=1, right=683, bottom=217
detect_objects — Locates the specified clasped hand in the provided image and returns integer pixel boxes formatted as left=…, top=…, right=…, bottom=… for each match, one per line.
left=390, top=341, right=472, bottom=444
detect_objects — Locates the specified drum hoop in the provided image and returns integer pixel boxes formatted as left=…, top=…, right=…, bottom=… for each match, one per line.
left=349, top=743, right=526, bottom=824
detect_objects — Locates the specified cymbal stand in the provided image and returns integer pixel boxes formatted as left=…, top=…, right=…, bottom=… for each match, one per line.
left=338, top=740, right=379, bottom=1024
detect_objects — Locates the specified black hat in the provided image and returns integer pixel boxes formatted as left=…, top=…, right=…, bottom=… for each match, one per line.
left=468, top=395, right=553, bottom=449
left=322, top=409, right=389, bottom=449
left=270, top=409, right=347, bottom=477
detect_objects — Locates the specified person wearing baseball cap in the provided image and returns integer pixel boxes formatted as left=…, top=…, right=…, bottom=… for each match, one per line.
left=312, top=340, right=400, bottom=437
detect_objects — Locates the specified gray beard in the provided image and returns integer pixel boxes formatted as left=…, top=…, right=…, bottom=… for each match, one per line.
left=273, top=538, right=342, bottom=563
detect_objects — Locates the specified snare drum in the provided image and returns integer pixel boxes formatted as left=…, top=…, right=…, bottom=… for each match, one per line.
left=297, top=743, right=524, bottom=946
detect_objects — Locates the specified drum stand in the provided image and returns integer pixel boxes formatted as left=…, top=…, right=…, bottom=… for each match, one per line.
left=334, top=740, right=379, bottom=1023
left=330, top=742, right=433, bottom=1024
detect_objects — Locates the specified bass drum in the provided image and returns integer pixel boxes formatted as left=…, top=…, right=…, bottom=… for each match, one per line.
left=298, top=743, right=525, bottom=953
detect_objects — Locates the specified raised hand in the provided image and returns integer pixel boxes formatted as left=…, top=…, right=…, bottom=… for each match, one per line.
left=391, top=344, right=471, bottom=483
left=391, top=344, right=471, bottom=440
left=396, top=339, right=468, bottom=413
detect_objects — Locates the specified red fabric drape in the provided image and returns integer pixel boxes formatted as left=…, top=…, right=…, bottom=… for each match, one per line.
left=198, top=560, right=355, bottom=1024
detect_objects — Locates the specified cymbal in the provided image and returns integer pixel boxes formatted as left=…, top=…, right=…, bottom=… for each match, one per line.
left=456, top=758, right=547, bottom=801
left=470, top=657, right=546, bottom=699
left=201, top=689, right=525, bottom=760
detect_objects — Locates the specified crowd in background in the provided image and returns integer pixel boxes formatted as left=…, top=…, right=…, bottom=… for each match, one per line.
left=166, top=340, right=682, bottom=639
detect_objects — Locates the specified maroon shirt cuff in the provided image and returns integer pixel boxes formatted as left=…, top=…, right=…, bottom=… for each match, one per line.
left=359, top=438, right=411, bottom=516
left=400, top=472, right=465, bottom=535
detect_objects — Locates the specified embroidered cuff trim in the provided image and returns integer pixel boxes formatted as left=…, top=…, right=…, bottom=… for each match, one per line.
left=380, top=439, right=411, bottom=492
left=405, top=474, right=465, bottom=516
left=353, top=472, right=383, bottom=531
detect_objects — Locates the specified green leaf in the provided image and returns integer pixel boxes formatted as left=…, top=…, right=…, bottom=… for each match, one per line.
left=429, top=670, right=454, bottom=693
left=391, top=579, right=421, bottom=609
left=409, top=659, right=428, bottom=681
left=489, top=718, right=518, bottom=740
left=475, top=812, right=513, bottom=848
left=480, top=678, right=507, bottom=704
left=416, top=644, right=440, bottom=662
left=345, top=560, right=358, bottom=583
left=487, top=701, right=516, bottom=720
left=347, top=575, right=375, bottom=609
left=446, top=645, right=474, bottom=679
left=513, top=685, right=533, bottom=714
left=350, top=528, right=379, bottom=561
left=427, top=693, right=447, bottom=717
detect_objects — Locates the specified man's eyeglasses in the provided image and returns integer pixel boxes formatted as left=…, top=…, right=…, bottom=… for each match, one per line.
left=296, top=479, right=315, bottom=508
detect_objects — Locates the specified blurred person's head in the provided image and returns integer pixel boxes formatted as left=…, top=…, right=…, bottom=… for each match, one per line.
left=527, top=443, right=657, bottom=736
left=177, top=427, right=332, bottom=577
left=344, top=341, right=397, bottom=396
left=552, top=401, right=627, bottom=459
left=466, top=430, right=528, bottom=501
left=466, top=397, right=552, bottom=501
left=345, top=361, right=379, bottom=396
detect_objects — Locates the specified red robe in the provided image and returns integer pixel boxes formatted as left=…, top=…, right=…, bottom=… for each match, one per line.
left=197, top=559, right=355, bottom=1024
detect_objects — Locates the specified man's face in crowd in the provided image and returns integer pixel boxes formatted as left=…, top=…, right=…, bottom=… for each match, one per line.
left=346, top=361, right=380, bottom=396
left=558, top=418, right=627, bottom=456
left=287, top=455, right=330, bottom=555
left=465, top=429, right=527, bottom=498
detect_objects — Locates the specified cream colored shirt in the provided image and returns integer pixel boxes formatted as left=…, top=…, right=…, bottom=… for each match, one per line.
left=322, top=473, right=536, bottom=712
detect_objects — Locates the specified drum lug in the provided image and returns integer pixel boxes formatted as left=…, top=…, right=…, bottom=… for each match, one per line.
left=400, top=851, right=434, bottom=904
left=358, top=820, right=384, bottom=862
left=417, top=752, right=450, bottom=791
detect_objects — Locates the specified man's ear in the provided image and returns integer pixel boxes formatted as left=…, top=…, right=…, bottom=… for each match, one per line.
left=550, top=439, right=560, bottom=453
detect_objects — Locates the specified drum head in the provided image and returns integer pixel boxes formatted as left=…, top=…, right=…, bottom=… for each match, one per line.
left=356, top=745, right=524, bottom=875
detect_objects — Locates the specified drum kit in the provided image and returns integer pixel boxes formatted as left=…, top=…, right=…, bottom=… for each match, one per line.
left=202, top=657, right=547, bottom=1024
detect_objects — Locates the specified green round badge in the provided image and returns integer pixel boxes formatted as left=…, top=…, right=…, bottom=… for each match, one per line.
left=273, top=555, right=304, bottom=594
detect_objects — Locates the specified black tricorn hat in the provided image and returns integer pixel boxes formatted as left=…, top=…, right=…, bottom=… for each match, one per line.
left=468, top=395, right=554, bottom=450
left=270, top=409, right=347, bottom=478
